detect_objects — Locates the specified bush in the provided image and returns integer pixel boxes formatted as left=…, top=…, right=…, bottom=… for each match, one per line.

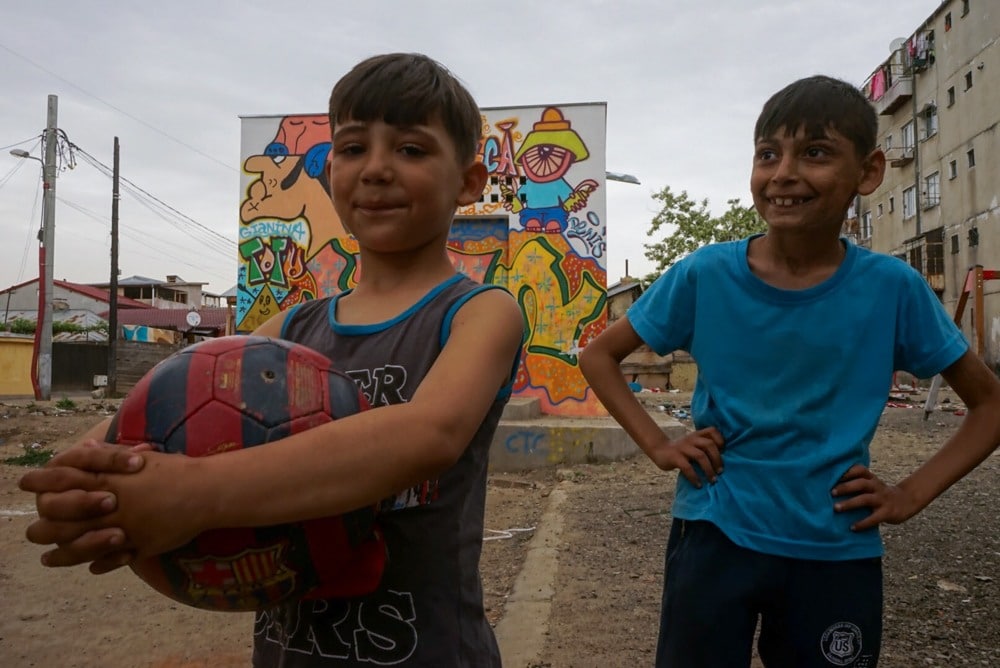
left=5, top=318, right=35, bottom=335
left=0, top=319, right=108, bottom=336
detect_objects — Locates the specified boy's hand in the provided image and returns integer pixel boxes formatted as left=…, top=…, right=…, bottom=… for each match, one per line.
left=650, top=427, right=725, bottom=487
left=832, top=464, right=919, bottom=531
left=21, top=439, right=148, bottom=518
left=19, top=440, right=164, bottom=572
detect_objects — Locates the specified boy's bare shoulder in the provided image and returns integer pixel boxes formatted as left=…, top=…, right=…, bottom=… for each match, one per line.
left=456, top=287, right=523, bottom=327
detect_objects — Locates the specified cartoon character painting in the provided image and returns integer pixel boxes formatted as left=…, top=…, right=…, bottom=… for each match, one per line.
left=241, top=115, right=347, bottom=258
left=501, top=107, right=599, bottom=234
left=239, top=103, right=611, bottom=417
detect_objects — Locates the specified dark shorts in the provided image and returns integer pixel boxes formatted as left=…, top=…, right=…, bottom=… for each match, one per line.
left=656, top=520, right=882, bottom=668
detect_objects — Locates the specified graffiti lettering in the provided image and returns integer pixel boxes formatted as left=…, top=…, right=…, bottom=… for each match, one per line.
left=239, top=236, right=307, bottom=288
left=567, top=211, right=605, bottom=258
left=504, top=431, right=547, bottom=456
left=240, top=220, right=308, bottom=242
left=480, top=119, right=520, bottom=177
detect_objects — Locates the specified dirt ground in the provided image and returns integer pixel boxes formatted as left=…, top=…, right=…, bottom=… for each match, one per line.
left=1, top=387, right=998, bottom=667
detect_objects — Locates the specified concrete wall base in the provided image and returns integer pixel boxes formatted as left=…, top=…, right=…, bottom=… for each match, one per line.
left=490, top=398, right=686, bottom=472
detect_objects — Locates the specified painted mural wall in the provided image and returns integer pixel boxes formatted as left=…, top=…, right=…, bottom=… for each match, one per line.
left=238, top=103, right=608, bottom=416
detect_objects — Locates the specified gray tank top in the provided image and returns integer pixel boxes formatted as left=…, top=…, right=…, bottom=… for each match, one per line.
left=253, top=273, right=514, bottom=667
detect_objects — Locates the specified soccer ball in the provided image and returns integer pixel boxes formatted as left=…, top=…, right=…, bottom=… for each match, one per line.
left=106, top=335, right=386, bottom=612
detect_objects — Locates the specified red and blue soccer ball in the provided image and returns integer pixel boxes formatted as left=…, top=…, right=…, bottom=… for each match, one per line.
left=106, top=335, right=386, bottom=612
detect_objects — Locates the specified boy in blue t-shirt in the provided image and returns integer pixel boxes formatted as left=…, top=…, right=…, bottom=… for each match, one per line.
left=580, top=75, right=1000, bottom=667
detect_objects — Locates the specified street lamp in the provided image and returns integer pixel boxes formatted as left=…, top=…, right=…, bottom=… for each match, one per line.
left=9, top=100, right=57, bottom=401
left=605, top=171, right=641, bottom=185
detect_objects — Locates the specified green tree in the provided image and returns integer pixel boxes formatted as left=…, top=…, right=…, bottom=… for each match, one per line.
left=642, top=186, right=765, bottom=281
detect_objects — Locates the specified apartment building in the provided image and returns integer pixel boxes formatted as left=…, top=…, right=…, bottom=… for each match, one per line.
left=851, top=0, right=999, bottom=368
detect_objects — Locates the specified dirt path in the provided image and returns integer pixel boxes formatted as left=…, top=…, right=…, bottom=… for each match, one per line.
left=2, top=390, right=999, bottom=667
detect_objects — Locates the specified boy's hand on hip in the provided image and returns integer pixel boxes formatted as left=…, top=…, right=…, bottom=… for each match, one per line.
left=651, top=427, right=725, bottom=487
left=832, top=464, right=918, bottom=531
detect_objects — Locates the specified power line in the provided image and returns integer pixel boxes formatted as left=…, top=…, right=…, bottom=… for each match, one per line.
left=72, top=145, right=236, bottom=254
left=57, top=143, right=238, bottom=285
left=0, top=135, right=42, bottom=151
left=9, top=128, right=239, bottom=289
left=55, top=194, right=236, bottom=287
left=0, top=42, right=236, bottom=173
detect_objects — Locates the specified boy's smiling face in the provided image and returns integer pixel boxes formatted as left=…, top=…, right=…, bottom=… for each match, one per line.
left=751, top=125, right=884, bottom=236
left=327, top=115, right=486, bottom=256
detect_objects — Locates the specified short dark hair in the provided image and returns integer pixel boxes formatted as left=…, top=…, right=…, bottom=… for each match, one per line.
left=754, top=75, right=878, bottom=157
left=328, top=53, right=482, bottom=165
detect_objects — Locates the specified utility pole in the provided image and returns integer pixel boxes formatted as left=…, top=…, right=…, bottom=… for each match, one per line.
left=38, top=95, right=58, bottom=401
left=108, top=136, right=120, bottom=397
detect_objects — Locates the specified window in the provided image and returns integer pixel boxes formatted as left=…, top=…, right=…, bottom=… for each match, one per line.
left=903, top=186, right=917, bottom=219
left=969, top=227, right=979, bottom=247
left=962, top=0, right=970, bottom=17
left=922, top=105, right=938, bottom=139
left=901, top=121, right=915, bottom=151
left=861, top=211, right=872, bottom=239
left=947, top=87, right=955, bottom=106
left=884, top=134, right=894, bottom=150
left=923, top=172, right=940, bottom=208
left=889, top=196, right=895, bottom=213
left=967, top=149, right=976, bottom=168
left=908, top=246, right=923, bottom=274
left=951, top=234, right=960, bottom=254
left=926, top=232, right=945, bottom=279
left=877, top=203, right=884, bottom=217
left=965, top=71, right=973, bottom=90
left=945, top=12, right=952, bottom=31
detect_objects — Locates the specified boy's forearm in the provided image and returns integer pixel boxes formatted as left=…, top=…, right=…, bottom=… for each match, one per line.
left=899, top=351, right=1000, bottom=514
left=581, top=351, right=671, bottom=458
left=897, top=404, right=1000, bottom=512
left=183, top=401, right=460, bottom=531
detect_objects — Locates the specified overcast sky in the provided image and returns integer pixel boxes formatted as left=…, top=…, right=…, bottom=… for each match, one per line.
left=1, top=0, right=943, bottom=295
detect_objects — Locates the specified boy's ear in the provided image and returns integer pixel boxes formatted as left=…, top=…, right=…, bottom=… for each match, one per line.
left=456, top=160, right=489, bottom=207
left=857, top=149, right=886, bottom=196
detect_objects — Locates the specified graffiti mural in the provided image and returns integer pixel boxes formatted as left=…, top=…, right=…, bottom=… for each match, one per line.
left=239, top=103, right=608, bottom=415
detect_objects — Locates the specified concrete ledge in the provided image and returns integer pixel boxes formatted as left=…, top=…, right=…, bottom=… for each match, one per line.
left=489, top=413, right=686, bottom=472
left=501, top=397, right=542, bottom=421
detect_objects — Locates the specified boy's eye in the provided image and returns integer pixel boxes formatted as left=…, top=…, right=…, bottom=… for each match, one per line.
left=334, top=143, right=364, bottom=156
left=805, top=146, right=829, bottom=158
left=399, top=144, right=426, bottom=157
left=756, top=149, right=776, bottom=161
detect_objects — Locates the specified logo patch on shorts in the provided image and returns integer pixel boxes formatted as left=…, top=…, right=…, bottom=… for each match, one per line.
left=820, top=621, right=862, bottom=665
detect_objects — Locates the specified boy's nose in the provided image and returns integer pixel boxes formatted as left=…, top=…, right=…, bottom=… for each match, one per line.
left=360, top=147, right=393, bottom=182
left=771, top=155, right=798, bottom=182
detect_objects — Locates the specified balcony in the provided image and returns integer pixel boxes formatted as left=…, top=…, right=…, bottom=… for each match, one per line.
left=886, top=146, right=915, bottom=168
left=874, top=76, right=913, bottom=115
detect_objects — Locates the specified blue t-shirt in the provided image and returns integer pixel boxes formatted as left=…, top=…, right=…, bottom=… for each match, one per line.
left=627, top=237, right=967, bottom=560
